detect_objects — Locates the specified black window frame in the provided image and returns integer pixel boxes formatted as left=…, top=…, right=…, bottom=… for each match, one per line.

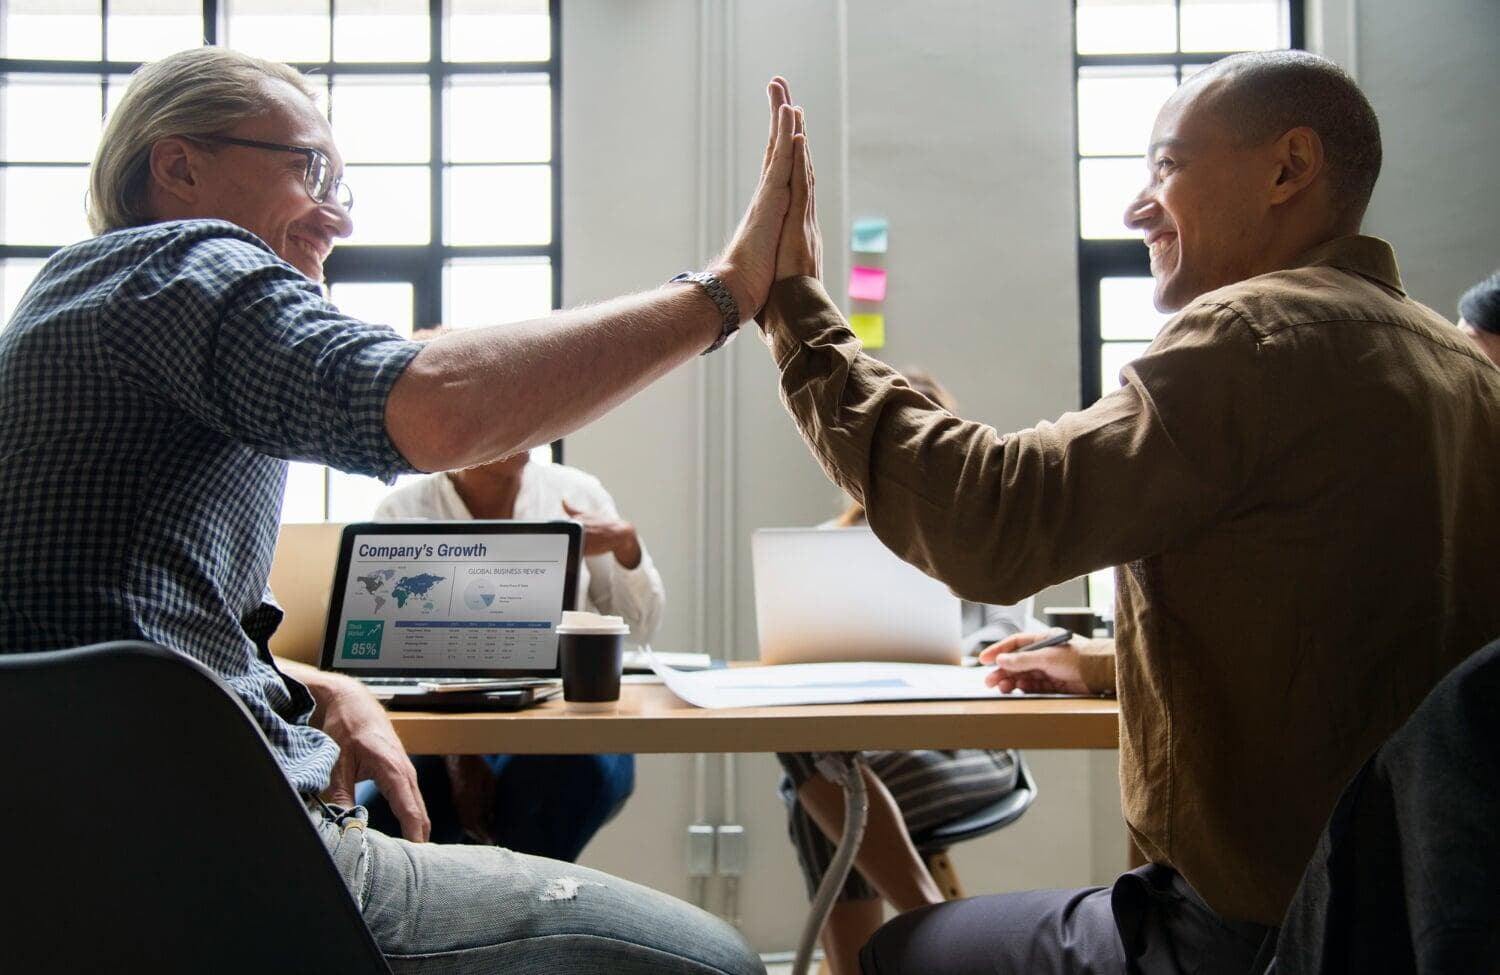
left=0, top=0, right=565, bottom=484
left=1073, top=0, right=1304, bottom=406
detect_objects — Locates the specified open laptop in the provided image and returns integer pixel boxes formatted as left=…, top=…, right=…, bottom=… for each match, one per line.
left=751, top=526, right=963, bottom=666
left=317, top=521, right=582, bottom=698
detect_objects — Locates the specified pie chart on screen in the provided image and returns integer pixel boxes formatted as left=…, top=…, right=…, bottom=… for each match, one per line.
left=463, top=577, right=496, bottom=610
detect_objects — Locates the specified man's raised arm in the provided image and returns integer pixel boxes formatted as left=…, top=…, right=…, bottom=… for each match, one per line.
left=387, top=80, right=798, bottom=473
left=755, top=92, right=1263, bottom=607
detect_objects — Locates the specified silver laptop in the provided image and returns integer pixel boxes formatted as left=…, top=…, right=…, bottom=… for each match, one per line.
left=751, top=527, right=963, bottom=666
left=318, top=521, right=581, bottom=695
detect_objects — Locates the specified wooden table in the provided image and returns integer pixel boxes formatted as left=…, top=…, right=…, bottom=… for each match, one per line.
left=386, top=680, right=1119, bottom=754
left=388, top=679, right=1119, bottom=975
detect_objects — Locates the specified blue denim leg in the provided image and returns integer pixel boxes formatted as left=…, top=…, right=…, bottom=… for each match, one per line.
left=309, top=802, right=762, bottom=975
left=360, top=753, right=636, bottom=860
left=489, top=753, right=635, bottom=861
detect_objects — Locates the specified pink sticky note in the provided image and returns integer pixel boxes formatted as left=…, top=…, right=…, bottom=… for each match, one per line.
left=848, top=265, right=888, bottom=302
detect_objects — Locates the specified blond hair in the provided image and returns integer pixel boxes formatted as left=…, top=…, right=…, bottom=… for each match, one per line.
left=87, top=47, right=320, bottom=235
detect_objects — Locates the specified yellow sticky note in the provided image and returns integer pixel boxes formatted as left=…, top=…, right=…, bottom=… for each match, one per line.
left=849, top=312, right=885, bottom=349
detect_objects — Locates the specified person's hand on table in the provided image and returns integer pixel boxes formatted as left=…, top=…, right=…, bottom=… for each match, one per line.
left=562, top=500, right=643, bottom=569
left=707, top=77, right=799, bottom=322
left=314, top=673, right=432, bottom=842
left=979, top=630, right=1099, bottom=695
left=774, top=94, right=823, bottom=283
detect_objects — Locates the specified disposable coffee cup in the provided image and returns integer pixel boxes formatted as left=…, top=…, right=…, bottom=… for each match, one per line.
left=1043, top=606, right=1099, bottom=639
left=557, top=611, right=629, bottom=712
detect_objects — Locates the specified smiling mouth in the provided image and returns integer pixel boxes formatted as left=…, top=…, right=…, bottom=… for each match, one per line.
left=1146, top=232, right=1177, bottom=265
left=289, top=234, right=330, bottom=269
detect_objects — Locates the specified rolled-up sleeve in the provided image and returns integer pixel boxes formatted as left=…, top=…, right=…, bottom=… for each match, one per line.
left=101, top=227, right=421, bottom=482
left=760, top=276, right=1266, bottom=605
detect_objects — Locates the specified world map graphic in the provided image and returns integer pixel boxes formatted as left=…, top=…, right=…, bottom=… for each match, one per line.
left=354, top=568, right=447, bottom=612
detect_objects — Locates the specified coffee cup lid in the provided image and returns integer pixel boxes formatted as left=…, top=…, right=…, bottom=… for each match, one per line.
left=556, top=610, right=629, bottom=635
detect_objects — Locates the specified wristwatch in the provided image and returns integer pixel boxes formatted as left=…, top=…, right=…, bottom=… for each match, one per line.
left=670, top=271, right=740, bottom=354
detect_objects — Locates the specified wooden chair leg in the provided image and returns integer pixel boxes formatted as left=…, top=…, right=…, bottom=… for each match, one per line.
left=924, top=850, right=965, bottom=900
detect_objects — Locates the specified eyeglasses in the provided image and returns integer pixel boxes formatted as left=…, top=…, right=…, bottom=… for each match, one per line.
left=196, top=135, right=354, bottom=212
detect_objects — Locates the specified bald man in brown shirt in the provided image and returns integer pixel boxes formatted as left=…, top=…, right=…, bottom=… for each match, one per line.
left=759, top=53, right=1500, bottom=974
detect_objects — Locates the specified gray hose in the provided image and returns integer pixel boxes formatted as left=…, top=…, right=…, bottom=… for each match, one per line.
left=792, top=755, right=870, bottom=975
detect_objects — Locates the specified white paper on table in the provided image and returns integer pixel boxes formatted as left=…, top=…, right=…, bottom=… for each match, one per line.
left=646, top=657, right=1054, bottom=709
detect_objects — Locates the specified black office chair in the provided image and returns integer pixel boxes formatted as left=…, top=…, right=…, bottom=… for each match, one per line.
left=1273, top=636, right=1500, bottom=974
left=910, top=753, right=1039, bottom=899
left=0, top=641, right=391, bottom=974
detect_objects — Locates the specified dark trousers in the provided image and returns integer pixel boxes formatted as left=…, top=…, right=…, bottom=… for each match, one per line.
left=361, top=752, right=635, bottom=862
left=861, top=864, right=1277, bottom=975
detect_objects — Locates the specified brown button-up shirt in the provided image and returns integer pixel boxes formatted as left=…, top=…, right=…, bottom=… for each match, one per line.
left=760, top=235, right=1500, bottom=925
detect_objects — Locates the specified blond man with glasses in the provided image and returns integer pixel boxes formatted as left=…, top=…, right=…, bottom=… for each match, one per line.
left=0, top=46, right=803, bottom=974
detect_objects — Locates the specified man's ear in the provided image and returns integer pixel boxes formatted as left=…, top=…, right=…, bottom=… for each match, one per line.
left=1268, top=126, right=1324, bottom=206
left=147, top=137, right=204, bottom=207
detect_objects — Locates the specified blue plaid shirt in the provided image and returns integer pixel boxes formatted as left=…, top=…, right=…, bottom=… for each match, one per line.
left=0, top=219, right=421, bottom=793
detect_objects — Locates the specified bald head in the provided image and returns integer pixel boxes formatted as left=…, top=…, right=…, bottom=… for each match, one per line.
left=1187, top=51, right=1382, bottom=231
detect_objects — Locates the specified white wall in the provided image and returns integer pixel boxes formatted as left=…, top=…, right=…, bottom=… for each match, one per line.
left=558, top=0, right=1497, bottom=955
left=559, top=0, right=1114, bottom=952
left=1351, top=0, right=1500, bottom=315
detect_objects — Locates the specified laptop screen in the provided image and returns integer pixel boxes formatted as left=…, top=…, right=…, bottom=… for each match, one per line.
left=320, top=521, right=581, bottom=678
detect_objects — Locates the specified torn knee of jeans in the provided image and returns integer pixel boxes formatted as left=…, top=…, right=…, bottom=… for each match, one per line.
left=539, top=877, right=605, bottom=902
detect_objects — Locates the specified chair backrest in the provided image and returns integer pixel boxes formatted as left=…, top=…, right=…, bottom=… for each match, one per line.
left=0, top=641, right=390, bottom=974
left=1275, top=635, right=1500, bottom=974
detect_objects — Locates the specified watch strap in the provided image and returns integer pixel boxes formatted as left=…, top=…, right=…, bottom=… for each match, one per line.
left=670, top=271, right=740, bottom=354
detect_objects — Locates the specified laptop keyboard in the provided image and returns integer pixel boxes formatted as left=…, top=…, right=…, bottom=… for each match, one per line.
left=359, top=677, right=509, bottom=687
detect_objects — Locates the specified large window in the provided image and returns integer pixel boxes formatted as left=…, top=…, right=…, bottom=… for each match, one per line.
left=0, top=0, right=561, bottom=522
left=1072, top=0, right=1301, bottom=610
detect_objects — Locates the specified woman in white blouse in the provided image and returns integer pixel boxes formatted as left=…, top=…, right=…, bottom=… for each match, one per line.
left=359, top=332, right=665, bottom=859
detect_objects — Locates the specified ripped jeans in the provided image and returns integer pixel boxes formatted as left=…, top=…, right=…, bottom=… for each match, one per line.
left=308, top=801, right=763, bottom=975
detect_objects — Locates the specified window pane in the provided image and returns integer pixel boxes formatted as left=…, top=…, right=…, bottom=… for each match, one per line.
left=1, top=167, right=92, bottom=246
left=328, top=469, right=400, bottom=522
left=444, top=258, right=552, bottom=328
left=3, top=75, right=103, bottom=163
left=1100, top=276, right=1171, bottom=340
left=226, top=0, right=331, bottom=63
left=1101, top=340, right=1152, bottom=391
left=281, top=462, right=327, bottom=522
left=1076, top=0, right=1175, bottom=55
left=331, top=76, right=430, bottom=164
left=445, top=76, right=550, bottom=163
left=1077, top=67, right=1177, bottom=158
left=107, top=0, right=205, bottom=62
left=342, top=165, right=430, bottom=245
left=334, top=0, right=429, bottom=62
left=445, top=165, right=550, bottom=245
left=2, top=259, right=47, bottom=328
left=2, top=0, right=102, bottom=60
left=1181, top=0, right=1288, bottom=53
left=445, top=0, right=550, bottom=62
left=329, top=281, right=415, bottom=335
left=1079, top=157, right=1146, bottom=240
left=1087, top=567, right=1117, bottom=625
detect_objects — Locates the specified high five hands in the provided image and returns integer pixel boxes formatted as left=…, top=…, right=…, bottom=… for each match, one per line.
left=712, top=78, right=823, bottom=323
left=769, top=79, right=822, bottom=283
